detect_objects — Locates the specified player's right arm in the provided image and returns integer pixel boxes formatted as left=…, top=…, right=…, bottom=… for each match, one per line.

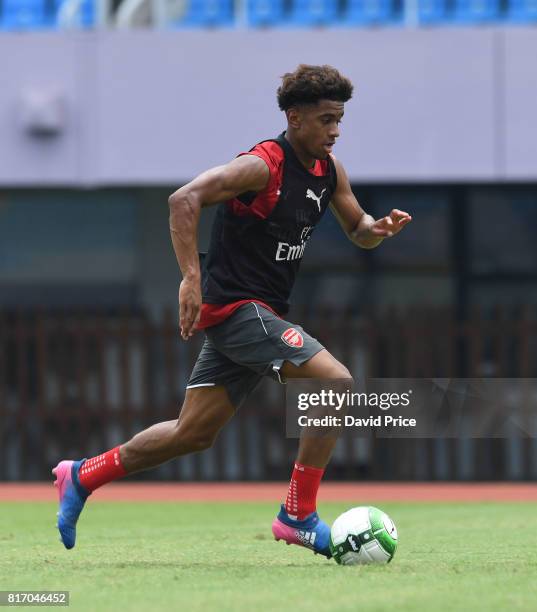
left=168, top=154, right=269, bottom=340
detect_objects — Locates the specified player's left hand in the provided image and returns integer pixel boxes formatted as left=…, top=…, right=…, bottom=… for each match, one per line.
left=369, top=209, right=412, bottom=238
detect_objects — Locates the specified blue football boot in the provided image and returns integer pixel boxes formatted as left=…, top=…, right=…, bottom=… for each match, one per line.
left=272, top=504, right=331, bottom=558
left=52, top=460, right=89, bottom=549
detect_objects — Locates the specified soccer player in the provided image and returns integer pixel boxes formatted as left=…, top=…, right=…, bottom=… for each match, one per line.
left=53, top=65, right=411, bottom=557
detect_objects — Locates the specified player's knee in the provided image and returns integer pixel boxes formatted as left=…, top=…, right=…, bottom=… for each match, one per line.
left=327, top=362, right=353, bottom=384
left=301, top=350, right=354, bottom=383
left=339, top=364, right=353, bottom=381
left=187, top=435, right=215, bottom=453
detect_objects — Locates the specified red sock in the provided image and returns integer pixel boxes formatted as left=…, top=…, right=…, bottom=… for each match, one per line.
left=285, top=462, right=325, bottom=520
left=77, top=446, right=127, bottom=493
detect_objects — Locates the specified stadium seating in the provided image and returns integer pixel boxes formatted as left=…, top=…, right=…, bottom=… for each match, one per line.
left=343, top=0, right=397, bottom=25
left=54, top=0, right=95, bottom=27
left=173, top=0, right=235, bottom=27
left=287, top=0, right=340, bottom=26
left=2, top=0, right=537, bottom=30
left=0, top=0, right=95, bottom=29
left=507, top=0, right=537, bottom=20
left=0, top=0, right=51, bottom=29
left=418, top=0, right=450, bottom=23
left=453, top=0, right=501, bottom=22
left=246, top=0, right=286, bottom=27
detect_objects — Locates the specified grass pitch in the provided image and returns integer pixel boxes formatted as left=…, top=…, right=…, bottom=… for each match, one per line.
left=1, top=501, right=536, bottom=611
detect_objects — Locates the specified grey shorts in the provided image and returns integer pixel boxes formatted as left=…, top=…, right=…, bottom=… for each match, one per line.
left=186, top=302, right=325, bottom=408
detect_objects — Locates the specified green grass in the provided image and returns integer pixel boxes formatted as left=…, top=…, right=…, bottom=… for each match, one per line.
left=1, top=501, right=537, bottom=611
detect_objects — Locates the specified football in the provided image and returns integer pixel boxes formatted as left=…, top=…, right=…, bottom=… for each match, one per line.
left=329, top=506, right=398, bottom=565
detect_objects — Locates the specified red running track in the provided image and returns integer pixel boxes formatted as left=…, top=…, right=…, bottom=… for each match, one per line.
left=1, top=482, right=537, bottom=503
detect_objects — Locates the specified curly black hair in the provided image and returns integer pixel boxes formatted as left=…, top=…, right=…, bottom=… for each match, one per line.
left=277, top=64, right=354, bottom=111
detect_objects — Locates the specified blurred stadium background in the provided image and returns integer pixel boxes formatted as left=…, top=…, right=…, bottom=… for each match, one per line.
left=1, top=2, right=536, bottom=484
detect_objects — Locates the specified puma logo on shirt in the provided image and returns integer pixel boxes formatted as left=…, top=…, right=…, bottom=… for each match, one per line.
left=306, top=188, right=327, bottom=212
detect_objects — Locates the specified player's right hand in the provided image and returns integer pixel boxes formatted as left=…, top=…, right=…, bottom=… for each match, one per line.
left=178, top=278, right=201, bottom=340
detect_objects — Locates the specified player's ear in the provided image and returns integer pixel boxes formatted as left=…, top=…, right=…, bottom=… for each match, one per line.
left=286, top=107, right=301, bottom=129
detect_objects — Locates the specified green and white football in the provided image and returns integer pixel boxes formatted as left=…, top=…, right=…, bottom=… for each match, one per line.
left=329, top=506, right=398, bottom=565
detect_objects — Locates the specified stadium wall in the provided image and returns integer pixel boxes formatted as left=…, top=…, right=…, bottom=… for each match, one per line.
left=0, top=28, right=536, bottom=185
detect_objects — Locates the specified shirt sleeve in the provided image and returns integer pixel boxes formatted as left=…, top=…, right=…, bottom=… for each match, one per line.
left=229, top=141, right=283, bottom=219
left=238, top=141, right=283, bottom=191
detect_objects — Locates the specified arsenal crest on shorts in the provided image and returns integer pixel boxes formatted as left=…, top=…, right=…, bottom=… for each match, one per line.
left=281, top=328, right=304, bottom=348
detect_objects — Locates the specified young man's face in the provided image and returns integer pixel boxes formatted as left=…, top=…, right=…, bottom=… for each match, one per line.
left=288, top=99, right=345, bottom=160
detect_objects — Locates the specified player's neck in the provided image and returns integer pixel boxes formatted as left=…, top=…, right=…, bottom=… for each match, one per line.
left=284, top=131, right=316, bottom=170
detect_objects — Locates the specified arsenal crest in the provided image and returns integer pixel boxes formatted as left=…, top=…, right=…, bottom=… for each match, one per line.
left=281, top=328, right=304, bottom=348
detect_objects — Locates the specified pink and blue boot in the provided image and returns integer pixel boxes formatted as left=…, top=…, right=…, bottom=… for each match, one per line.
left=52, top=459, right=89, bottom=549
left=272, top=504, right=332, bottom=558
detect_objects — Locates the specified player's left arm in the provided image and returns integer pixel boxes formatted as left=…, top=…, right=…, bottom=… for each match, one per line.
left=329, top=157, right=412, bottom=249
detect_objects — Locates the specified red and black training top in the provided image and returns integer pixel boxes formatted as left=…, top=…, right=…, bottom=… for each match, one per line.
left=198, top=132, right=337, bottom=329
